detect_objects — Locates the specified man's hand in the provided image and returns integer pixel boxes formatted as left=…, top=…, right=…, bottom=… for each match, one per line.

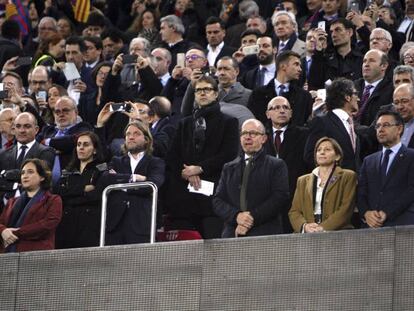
left=136, top=56, right=150, bottom=70
left=236, top=211, right=254, bottom=229
left=188, top=175, right=201, bottom=190
left=232, top=49, right=245, bottom=64
left=314, top=28, right=328, bottom=51
left=190, top=68, right=203, bottom=87
left=235, top=224, right=249, bottom=236
left=2, top=56, right=18, bottom=72
left=346, top=11, right=364, bottom=29
left=73, top=79, right=87, bottom=93
left=364, top=210, right=384, bottom=228
left=112, top=54, right=124, bottom=75
left=96, top=102, right=115, bottom=127
left=181, top=164, right=202, bottom=179
left=84, top=185, right=95, bottom=192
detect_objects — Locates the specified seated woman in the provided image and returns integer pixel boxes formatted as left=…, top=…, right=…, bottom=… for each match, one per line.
left=55, top=131, right=106, bottom=248
left=289, top=137, right=357, bottom=233
left=0, top=159, right=62, bottom=252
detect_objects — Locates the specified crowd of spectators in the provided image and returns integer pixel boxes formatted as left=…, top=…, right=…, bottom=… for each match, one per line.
left=0, top=0, right=414, bottom=252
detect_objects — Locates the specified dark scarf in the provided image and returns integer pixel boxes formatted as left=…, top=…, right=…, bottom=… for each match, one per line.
left=6, top=190, right=46, bottom=253
left=192, top=101, right=220, bottom=153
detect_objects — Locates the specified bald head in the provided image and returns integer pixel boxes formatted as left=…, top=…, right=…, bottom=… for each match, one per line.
left=30, top=66, right=51, bottom=94
left=266, top=96, right=292, bottom=128
left=240, top=119, right=267, bottom=155
left=393, top=83, right=414, bottom=122
left=0, top=108, right=17, bottom=139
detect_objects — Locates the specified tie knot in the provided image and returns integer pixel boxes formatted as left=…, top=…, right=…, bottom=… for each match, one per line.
left=275, top=130, right=283, bottom=135
left=384, top=149, right=392, bottom=156
left=364, top=85, right=373, bottom=91
left=20, top=145, right=27, bottom=150
left=279, top=84, right=286, bottom=91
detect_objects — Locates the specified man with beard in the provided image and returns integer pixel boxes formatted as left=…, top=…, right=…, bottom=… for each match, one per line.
left=239, top=36, right=277, bottom=89
left=100, top=121, right=165, bottom=245
left=166, top=75, right=239, bottom=238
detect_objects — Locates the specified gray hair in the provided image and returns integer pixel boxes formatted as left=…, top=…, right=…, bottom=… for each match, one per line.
left=39, top=16, right=58, bottom=30
left=151, top=47, right=172, bottom=63
left=271, top=11, right=298, bottom=32
left=370, top=28, right=392, bottom=43
left=239, top=0, right=260, bottom=21
left=160, top=15, right=185, bottom=35
left=130, top=37, right=151, bottom=57
left=394, top=65, right=414, bottom=82
left=400, top=42, right=414, bottom=61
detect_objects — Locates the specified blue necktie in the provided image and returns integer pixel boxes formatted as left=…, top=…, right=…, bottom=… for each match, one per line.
left=51, top=129, right=66, bottom=184
left=380, top=149, right=392, bottom=184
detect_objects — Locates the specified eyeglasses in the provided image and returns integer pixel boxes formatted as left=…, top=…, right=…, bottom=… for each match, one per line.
left=195, top=87, right=215, bottom=94
left=374, top=123, right=398, bottom=130
left=267, top=104, right=291, bottom=111
left=394, top=98, right=412, bottom=106
left=240, top=131, right=265, bottom=137
left=185, top=54, right=204, bottom=61
left=14, top=124, right=34, bottom=129
left=54, top=108, right=74, bottom=115
left=369, top=37, right=389, bottom=42
left=403, top=55, right=414, bottom=61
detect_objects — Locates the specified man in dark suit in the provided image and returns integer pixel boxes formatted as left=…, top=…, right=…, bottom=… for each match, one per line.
left=0, top=112, right=54, bottom=206
left=0, top=112, right=54, bottom=171
left=305, top=78, right=361, bottom=172
left=100, top=121, right=165, bottom=245
left=393, top=84, right=414, bottom=149
left=354, top=49, right=394, bottom=126
left=265, top=97, right=309, bottom=199
left=213, top=119, right=289, bottom=238
left=38, top=96, right=92, bottom=183
left=248, top=50, right=313, bottom=127
left=358, top=110, right=414, bottom=227
left=239, top=35, right=277, bottom=90
left=166, top=75, right=239, bottom=238
left=0, top=20, right=22, bottom=73
left=205, top=16, right=237, bottom=67
left=181, top=56, right=252, bottom=116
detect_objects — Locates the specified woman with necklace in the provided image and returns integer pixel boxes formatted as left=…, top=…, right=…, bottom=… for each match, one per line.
left=0, top=159, right=62, bottom=252
left=289, top=137, right=357, bottom=233
left=55, top=132, right=106, bottom=248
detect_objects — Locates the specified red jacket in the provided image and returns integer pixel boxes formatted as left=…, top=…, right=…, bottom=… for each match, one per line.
left=0, top=191, right=62, bottom=252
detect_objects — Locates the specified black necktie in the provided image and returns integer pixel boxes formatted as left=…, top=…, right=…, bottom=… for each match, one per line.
left=380, top=149, right=392, bottom=184
left=257, top=67, right=266, bottom=87
left=240, top=158, right=252, bottom=211
left=16, top=145, right=27, bottom=168
left=274, top=130, right=282, bottom=154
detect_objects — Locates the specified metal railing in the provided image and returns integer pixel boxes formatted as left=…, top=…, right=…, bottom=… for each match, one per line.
left=99, top=182, right=158, bottom=246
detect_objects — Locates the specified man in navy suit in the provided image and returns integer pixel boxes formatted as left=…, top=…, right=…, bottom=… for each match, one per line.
left=100, top=121, right=165, bottom=245
left=358, top=110, right=414, bottom=227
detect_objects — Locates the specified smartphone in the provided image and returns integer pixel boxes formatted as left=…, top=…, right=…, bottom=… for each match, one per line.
left=350, top=2, right=360, bottom=13
left=242, top=44, right=260, bottom=56
left=15, top=56, right=32, bottom=67
left=317, top=21, right=326, bottom=31
left=316, top=89, right=326, bottom=102
left=275, top=2, right=285, bottom=11
left=177, top=53, right=185, bottom=68
left=0, top=90, right=8, bottom=100
left=110, top=102, right=131, bottom=112
left=122, top=54, right=138, bottom=64
left=36, top=91, right=47, bottom=101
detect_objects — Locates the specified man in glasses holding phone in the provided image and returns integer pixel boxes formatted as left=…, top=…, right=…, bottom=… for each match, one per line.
left=213, top=118, right=289, bottom=238
left=166, top=75, right=239, bottom=239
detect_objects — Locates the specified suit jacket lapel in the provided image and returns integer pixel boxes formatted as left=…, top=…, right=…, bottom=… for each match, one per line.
left=383, top=146, right=406, bottom=186
left=328, top=112, right=354, bottom=152
left=324, top=167, right=341, bottom=196
left=134, top=154, right=149, bottom=174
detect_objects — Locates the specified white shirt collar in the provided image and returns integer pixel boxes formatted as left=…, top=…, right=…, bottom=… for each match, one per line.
left=207, top=41, right=224, bottom=52
left=272, top=125, right=288, bottom=133
left=364, top=78, right=382, bottom=89
left=17, top=140, right=36, bottom=151
left=382, top=142, right=402, bottom=154
left=332, top=108, right=350, bottom=122
left=259, top=62, right=276, bottom=71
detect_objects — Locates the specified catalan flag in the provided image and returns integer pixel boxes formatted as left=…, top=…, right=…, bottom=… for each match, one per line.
left=72, top=0, right=91, bottom=23
left=5, top=0, right=30, bottom=36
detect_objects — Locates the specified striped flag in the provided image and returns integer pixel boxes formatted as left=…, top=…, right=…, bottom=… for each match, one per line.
left=5, top=0, right=30, bottom=36
left=72, top=0, right=91, bottom=23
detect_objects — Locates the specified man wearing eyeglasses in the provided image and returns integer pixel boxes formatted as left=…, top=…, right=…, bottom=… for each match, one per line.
left=166, top=75, right=239, bottom=239
left=38, top=96, right=92, bottom=183
left=265, top=97, right=309, bottom=231
left=358, top=110, right=414, bottom=227
left=213, top=118, right=289, bottom=238
left=393, top=83, right=414, bottom=149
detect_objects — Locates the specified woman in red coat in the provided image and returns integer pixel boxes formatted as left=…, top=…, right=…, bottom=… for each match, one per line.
left=0, top=159, right=62, bottom=253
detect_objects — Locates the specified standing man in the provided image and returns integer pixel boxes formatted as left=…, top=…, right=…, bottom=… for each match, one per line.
left=305, top=78, right=361, bottom=171
left=166, top=75, right=239, bottom=238
left=248, top=51, right=313, bottom=127
left=354, top=49, right=393, bottom=126
left=358, top=110, right=414, bottom=227
left=393, top=84, right=414, bottom=148
left=272, top=11, right=306, bottom=57
left=150, top=48, right=172, bottom=87
left=213, top=119, right=289, bottom=238
left=205, top=16, right=237, bottom=67
left=100, top=121, right=165, bottom=245
left=239, top=35, right=277, bottom=89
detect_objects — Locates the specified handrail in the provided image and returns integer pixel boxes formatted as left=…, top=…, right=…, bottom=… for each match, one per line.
left=99, top=182, right=158, bottom=247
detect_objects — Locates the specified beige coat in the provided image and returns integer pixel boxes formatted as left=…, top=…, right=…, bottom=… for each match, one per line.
left=289, top=167, right=357, bottom=233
